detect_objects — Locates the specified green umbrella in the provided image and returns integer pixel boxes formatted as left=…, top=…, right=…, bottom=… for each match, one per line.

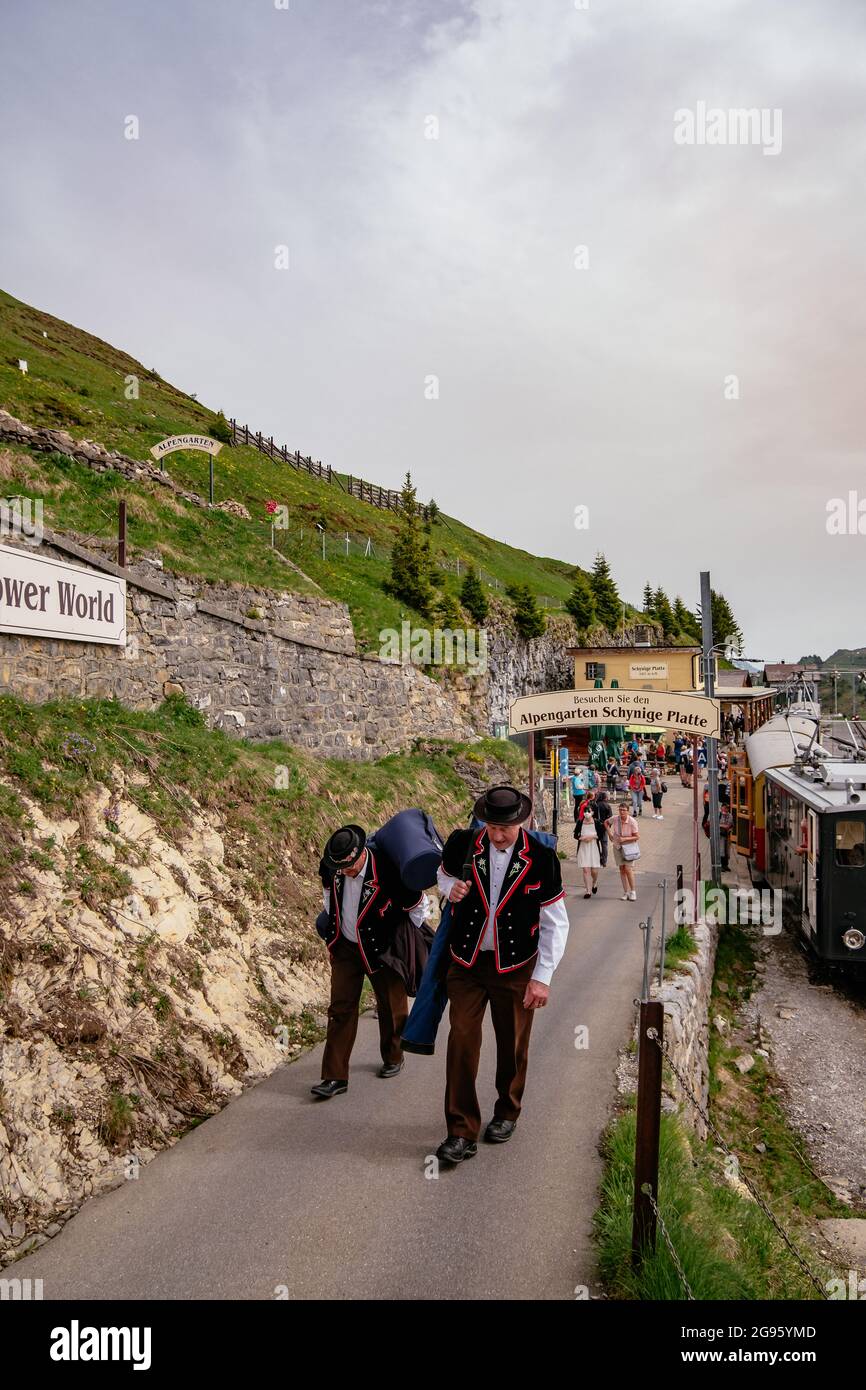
left=592, top=678, right=623, bottom=765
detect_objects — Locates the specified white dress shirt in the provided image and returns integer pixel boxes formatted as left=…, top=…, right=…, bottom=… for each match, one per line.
left=323, top=850, right=428, bottom=941
left=437, top=840, right=570, bottom=987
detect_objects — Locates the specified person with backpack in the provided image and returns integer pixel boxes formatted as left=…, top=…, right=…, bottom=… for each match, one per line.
left=628, top=763, right=646, bottom=816
left=649, top=766, right=666, bottom=819
left=312, top=824, right=428, bottom=1099
left=680, top=744, right=693, bottom=788
left=593, top=786, right=612, bottom=866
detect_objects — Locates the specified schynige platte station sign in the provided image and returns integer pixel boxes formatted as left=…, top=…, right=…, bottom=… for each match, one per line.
left=509, top=688, right=721, bottom=737
left=0, top=544, right=126, bottom=646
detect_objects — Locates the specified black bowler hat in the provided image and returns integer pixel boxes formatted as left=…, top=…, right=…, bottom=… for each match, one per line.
left=323, top=824, right=367, bottom=872
left=473, top=784, right=532, bottom=826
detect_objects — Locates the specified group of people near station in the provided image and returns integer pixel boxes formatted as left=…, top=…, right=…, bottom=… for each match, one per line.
left=569, top=737, right=670, bottom=904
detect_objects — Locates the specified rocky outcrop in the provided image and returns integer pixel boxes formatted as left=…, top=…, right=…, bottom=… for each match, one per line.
left=0, top=771, right=328, bottom=1265
left=0, top=409, right=213, bottom=511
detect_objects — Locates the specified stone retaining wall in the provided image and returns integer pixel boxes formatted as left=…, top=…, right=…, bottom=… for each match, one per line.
left=651, top=919, right=719, bottom=1140
left=0, top=531, right=474, bottom=757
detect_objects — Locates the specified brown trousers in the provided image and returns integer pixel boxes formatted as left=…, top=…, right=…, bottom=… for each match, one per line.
left=444, top=952, right=536, bottom=1141
left=321, top=935, right=408, bottom=1081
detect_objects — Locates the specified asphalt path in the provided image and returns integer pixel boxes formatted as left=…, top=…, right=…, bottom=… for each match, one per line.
left=14, top=785, right=693, bottom=1300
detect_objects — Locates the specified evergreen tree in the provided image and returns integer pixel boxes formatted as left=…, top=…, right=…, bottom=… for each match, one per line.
left=460, top=565, right=489, bottom=624
left=672, top=595, right=694, bottom=637
left=566, top=570, right=596, bottom=635
left=653, top=587, right=676, bottom=638
left=642, top=582, right=654, bottom=613
left=386, top=472, right=436, bottom=617
left=209, top=409, right=233, bottom=444
left=506, top=582, right=546, bottom=641
left=434, top=589, right=465, bottom=629
left=591, top=553, right=621, bottom=631
left=695, top=589, right=743, bottom=654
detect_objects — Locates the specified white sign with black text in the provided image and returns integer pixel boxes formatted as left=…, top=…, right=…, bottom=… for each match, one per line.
left=0, top=544, right=126, bottom=646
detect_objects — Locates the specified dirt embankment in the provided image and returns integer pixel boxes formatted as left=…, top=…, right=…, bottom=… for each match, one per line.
left=0, top=699, right=522, bottom=1263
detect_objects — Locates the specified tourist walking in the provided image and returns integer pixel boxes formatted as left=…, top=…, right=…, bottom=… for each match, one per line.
left=628, top=763, right=646, bottom=816
left=574, top=796, right=601, bottom=898
left=719, top=802, right=733, bottom=870
left=679, top=744, right=693, bottom=788
left=649, top=766, right=666, bottom=819
left=593, top=786, right=612, bottom=866
left=608, top=802, right=640, bottom=901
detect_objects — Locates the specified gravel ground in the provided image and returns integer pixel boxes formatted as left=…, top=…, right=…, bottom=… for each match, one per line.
left=745, top=929, right=866, bottom=1205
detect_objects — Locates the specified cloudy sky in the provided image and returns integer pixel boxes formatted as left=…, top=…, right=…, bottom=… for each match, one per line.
left=2, top=0, right=865, bottom=660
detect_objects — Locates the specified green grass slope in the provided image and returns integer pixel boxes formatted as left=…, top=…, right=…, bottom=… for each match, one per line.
left=0, top=287, right=634, bottom=649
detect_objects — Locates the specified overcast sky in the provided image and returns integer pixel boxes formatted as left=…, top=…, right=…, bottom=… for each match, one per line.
left=2, top=0, right=865, bottom=660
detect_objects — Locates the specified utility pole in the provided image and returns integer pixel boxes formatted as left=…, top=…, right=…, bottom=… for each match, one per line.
left=548, top=735, right=563, bottom=838
left=117, top=499, right=127, bottom=570
left=700, top=571, right=722, bottom=885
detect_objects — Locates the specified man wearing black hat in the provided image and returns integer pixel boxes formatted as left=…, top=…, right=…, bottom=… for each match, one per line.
left=434, top=785, right=570, bottom=1164
left=311, top=824, right=428, bottom=1100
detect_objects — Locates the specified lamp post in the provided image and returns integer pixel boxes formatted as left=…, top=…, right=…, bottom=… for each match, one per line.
left=700, top=575, right=724, bottom=887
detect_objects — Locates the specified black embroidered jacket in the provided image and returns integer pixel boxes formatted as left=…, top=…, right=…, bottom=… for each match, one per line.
left=319, top=848, right=423, bottom=973
left=441, top=826, right=564, bottom=972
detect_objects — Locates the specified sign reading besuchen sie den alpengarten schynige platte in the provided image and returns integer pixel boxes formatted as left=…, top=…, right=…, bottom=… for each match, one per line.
left=509, top=688, right=721, bottom=737
left=0, top=544, right=126, bottom=646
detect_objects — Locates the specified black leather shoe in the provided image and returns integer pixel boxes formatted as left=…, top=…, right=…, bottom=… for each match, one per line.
left=435, top=1135, right=478, bottom=1165
left=484, top=1119, right=516, bottom=1144
left=310, top=1079, right=348, bottom=1099
left=378, top=1060, right=404, bottom=1078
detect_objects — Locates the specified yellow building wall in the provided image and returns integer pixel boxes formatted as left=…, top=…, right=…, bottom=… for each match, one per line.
left=572, top=649, right=706, bottom=692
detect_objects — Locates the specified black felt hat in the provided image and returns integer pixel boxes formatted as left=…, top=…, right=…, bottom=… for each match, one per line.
left=472, top=784, right=532, bottom=826
left=322, top=824, right=367, bottom=872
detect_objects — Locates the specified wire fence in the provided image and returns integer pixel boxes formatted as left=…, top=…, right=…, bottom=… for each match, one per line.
left=630, top=901, right=830, bottom=1301
left=644, top=1021, right=829, bottom=1300
left=269, top=522, right=565, bottom=605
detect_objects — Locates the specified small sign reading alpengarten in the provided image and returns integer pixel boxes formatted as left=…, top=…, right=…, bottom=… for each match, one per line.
left=149, top=434, right=223, bottom=460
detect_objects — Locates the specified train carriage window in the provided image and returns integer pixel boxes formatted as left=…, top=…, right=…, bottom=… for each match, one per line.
left=835, top=820, right=866, bottom=868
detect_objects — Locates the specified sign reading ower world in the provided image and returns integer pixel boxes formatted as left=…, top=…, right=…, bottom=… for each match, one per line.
left=509, top=688, right=721, bottom=737
left=0, top=544, right=126, bottom=646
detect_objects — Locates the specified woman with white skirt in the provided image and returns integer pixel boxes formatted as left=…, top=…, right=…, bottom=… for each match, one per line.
left=575, top=798, right=601, bottom=898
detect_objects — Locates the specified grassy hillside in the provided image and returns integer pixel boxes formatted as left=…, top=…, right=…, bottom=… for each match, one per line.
left=1, top=288, right=610, bottom=648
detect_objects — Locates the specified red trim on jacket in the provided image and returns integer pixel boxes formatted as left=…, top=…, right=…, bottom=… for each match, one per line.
left=449, top=827, right=541, bottom=974
left=491, top=829, right=532, bottom=973
left=541, top=889, right=565, bottom=908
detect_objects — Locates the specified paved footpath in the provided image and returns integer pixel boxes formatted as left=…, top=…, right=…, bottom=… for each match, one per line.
left=15, top=786, right=695, bottom=1300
